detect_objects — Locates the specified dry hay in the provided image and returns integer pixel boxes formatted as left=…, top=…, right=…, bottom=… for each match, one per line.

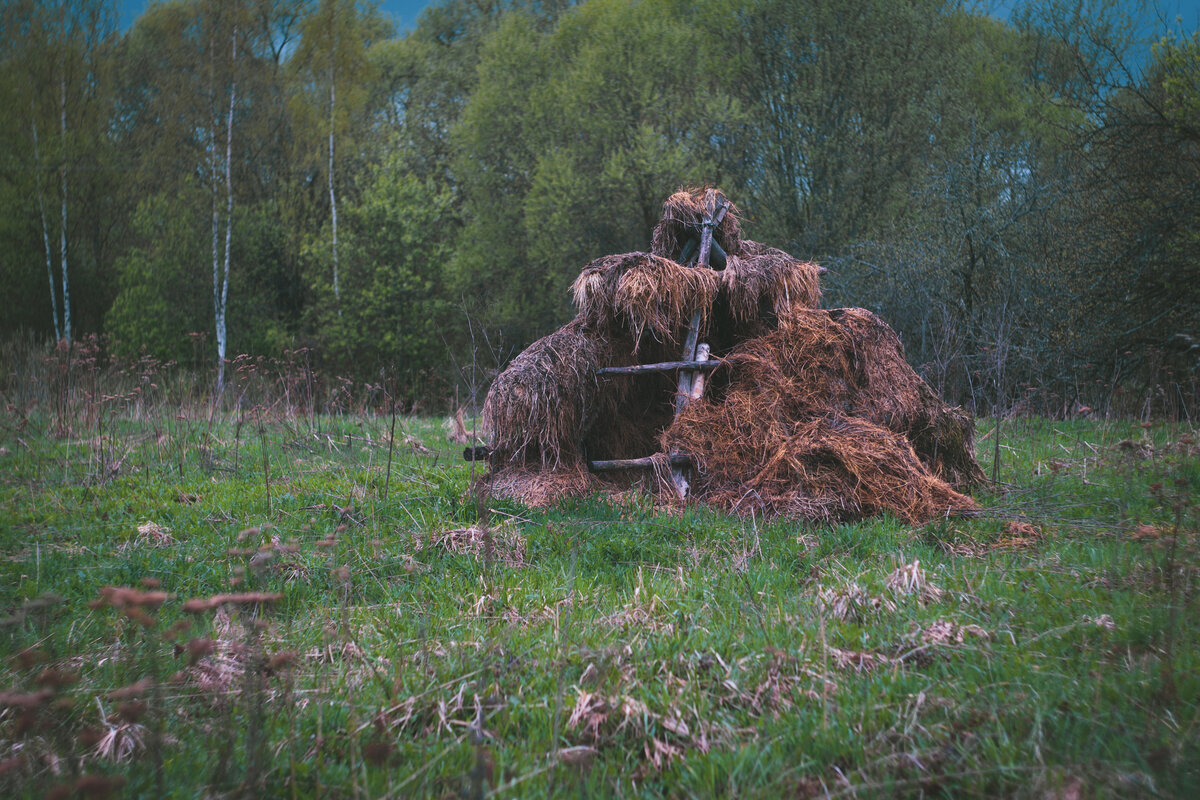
left=659, top=307, right=981, bottom=523
left=485, top=304, right=982, bottom=522
left=666, top=413, right=974, bottom=524
left=485, top=463, right=597, bottom=508
left=885, top=559, right=945, bottom=603
left=573, top=252, right=719, bottom=346
left=480, top=189, right=984, bottom=524
left=696, top=308, right=985, bottom=490
left=722, top=239, right=822, bottom=332
left=482, top=319, right=608, bottom=468
left=919, top=619, right=990, bottom=646
left=125, top=521, right=174, bottom=549
left=431, top=521, right=527, bottom=567
left=651, top=187, right=743, bottom=261
left=816, top=582, right=898, bottom=621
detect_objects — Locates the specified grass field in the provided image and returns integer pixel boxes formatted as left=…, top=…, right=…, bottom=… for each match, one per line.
left=1, top=401, right=1197, bottom=797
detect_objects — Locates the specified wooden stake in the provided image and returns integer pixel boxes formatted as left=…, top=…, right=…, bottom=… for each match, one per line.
left=688, top=344, right=711, bottom=402
left=670, top=190, right=728, bottom=498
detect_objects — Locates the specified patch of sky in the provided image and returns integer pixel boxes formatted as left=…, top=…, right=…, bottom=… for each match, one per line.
left=116, top=0, right=435, bottom=34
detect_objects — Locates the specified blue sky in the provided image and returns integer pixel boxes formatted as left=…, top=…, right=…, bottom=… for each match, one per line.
left=116, top=1, right=434, bottom=33
left=116, top=0, right=1200, bottom=36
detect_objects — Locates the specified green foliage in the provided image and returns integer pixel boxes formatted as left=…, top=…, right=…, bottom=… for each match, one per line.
left=106, top=192, right=209, bottom=364
left=107, top=191, right=298, bottom=367
left=0, top=0, right=1196, bottom=411
left=304, top=152, right=457, bottom=393
left=452, top=0, right=731, bottom=342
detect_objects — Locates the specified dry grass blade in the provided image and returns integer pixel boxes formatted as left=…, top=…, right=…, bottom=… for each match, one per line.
left=886, top=560, right=944, bottom=603
left=446, top=407, right=472, bottom=444
left=431, top=522, right=527, bottom=568
left=128, top=521, right=175, bottom=548
left=919, top=620, right=991, bottom=646
left=816, top=582, right=897, bottom=621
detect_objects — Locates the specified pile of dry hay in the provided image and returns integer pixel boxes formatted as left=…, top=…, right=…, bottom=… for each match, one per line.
left=480, top=188, right=985, bottom=524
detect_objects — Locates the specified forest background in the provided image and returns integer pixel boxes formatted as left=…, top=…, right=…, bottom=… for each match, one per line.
left=2, top=0, right=1199, bottom=417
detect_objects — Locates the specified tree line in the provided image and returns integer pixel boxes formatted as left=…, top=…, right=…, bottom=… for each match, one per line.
left=1, top=0, right=1197, bottom=415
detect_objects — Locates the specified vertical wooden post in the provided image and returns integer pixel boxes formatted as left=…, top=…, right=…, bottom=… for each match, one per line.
left=669, top=190, right=727, bottom=498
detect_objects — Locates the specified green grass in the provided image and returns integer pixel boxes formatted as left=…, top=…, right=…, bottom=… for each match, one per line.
left=1, top=408, right=1197, bottom=798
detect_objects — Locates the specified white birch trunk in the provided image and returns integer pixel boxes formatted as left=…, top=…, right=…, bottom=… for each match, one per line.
left=31, top=114, right=62, bottom=342
left=328, top=17, right=339, bottom=308
left=215, top=25, right=237, bottom=395
left=210, top=29, right=221, bottom=392
left=59, top=66, right=70, bottom=343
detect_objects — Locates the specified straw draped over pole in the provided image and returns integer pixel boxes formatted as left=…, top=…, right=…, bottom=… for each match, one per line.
left=475, top=188, right=986, bottom=524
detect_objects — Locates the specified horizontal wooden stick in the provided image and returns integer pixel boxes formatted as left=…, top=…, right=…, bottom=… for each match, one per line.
left=596, top=360, right=721, bottom=376
left=588, top=453, right=691, bottom=472
left=463, top=445, right=490, bottom=461
left=462, top=448, right=694, bottom=471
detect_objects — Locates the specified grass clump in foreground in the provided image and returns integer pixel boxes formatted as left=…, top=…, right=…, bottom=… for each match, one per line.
left=0, top=407, right=1197, bottom=798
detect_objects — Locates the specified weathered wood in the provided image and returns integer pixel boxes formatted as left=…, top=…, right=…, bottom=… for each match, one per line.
left=595, top=359, right=721, bottom=376
left=695, top=192, right=718, bottom=269
left=678, top=236, right=698, bottom=265
left=677, top=235, right=725, bottom=269
left=688, top=344, right=711, bottom=402
left=674, top=194, right=729, bottom=416
left=710, top=239, right=727, bottom=269
left=670, top=190, right=729, bottom=499
left=463, top=445, right=490, bottom=461
left=588, top=453, right=690, bottom=472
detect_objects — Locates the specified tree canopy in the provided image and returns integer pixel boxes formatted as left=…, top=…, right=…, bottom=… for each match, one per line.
left=0, top=0, right=1195, bottom=413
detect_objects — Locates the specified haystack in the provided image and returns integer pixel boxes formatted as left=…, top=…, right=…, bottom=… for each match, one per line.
left=477, top=188, right=984, bottom=524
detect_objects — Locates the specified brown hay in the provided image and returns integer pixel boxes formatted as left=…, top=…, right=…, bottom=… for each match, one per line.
left=482, top=188, right=983, bottom=523
left=722, top=247, right=822, bottom=333
left=707, top=308, right=985, bottom=491
left=573, top=252, right=719, bottom=346
left=656, top=307, right=982, bottom=523
left=665, top=412, right=974, bottom=524
left=486, top=464, right=595, bottom=507
left=485, top=305, right=982, bottom=523
left=482, top=319, right=608, bottom=468
left=651, top=187, right=742, bottom=261
left=572, top=255, right=626, bottom=329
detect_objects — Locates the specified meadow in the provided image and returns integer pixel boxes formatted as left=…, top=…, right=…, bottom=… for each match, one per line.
left=0, top=358, right=1197, bottom=797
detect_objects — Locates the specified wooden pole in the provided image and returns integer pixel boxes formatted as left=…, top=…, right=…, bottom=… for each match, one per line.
left=669, top=190, right=728, bottom=498
left=463, top=445, right=490, bottom=461
left=596, top=359, right=721, bottom=376
left=688, top=344, right=711, bottom=402
left=588, top=454, right=691, bottom=472
left=674, top=194, right=728, bottom=413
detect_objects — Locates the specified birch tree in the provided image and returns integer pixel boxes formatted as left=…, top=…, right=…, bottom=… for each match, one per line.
left=292, top=0, right=379, bottom=315
left=4, top=0, right=114, bottom=343
left=30, top=109, right=61, bottom=341
left=208, top=1, right=241, bottom=395
left=327, top=0, right=340, bottom=306
left=57, top=9, right=70, bottom=343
